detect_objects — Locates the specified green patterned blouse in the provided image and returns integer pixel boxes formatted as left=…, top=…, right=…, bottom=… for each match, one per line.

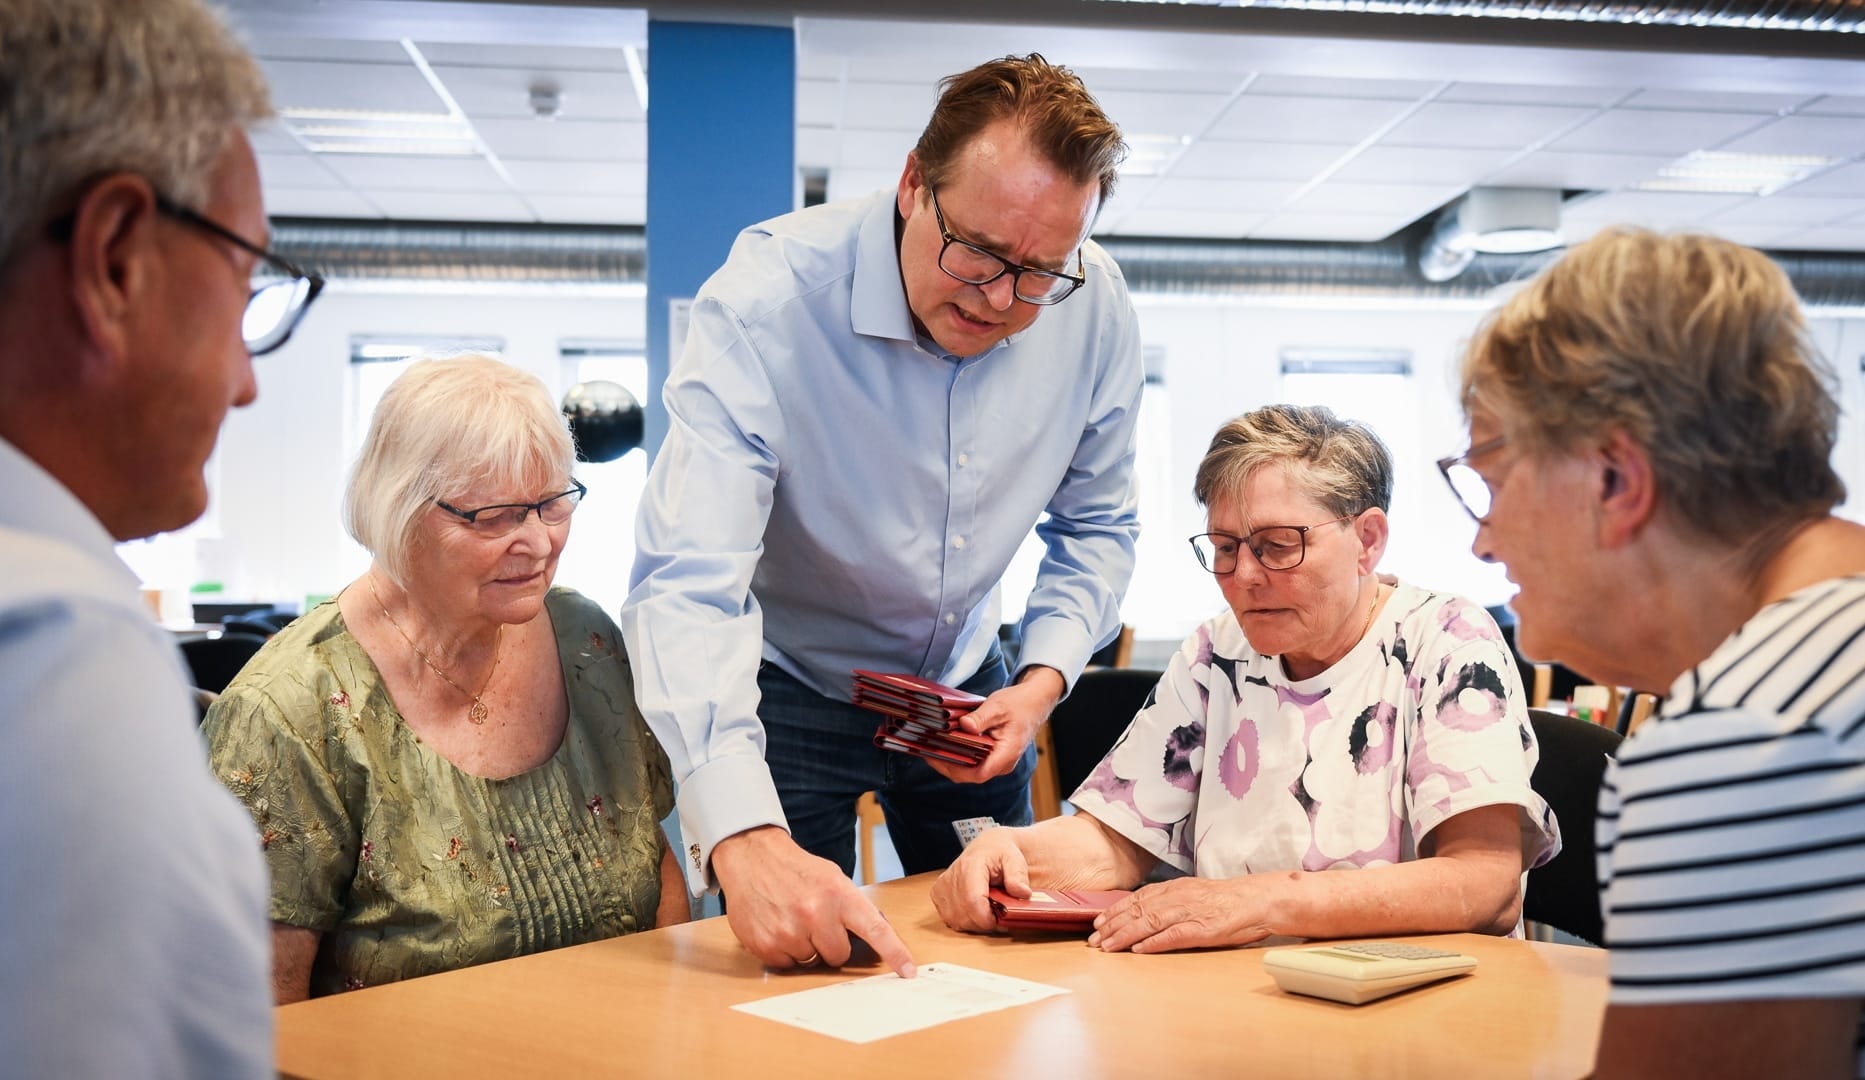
left=203, top=588, right=674, bottom=997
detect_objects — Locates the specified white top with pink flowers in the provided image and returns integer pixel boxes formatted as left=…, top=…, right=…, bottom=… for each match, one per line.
left=1070, top=580, right=1558, bottom=883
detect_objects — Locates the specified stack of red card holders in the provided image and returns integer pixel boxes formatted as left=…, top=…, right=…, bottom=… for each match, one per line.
left=852, top=669, right=992, bottom=767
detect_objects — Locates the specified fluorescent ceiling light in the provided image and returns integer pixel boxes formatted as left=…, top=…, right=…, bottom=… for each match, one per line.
left=1118, top=132, right=1193, bottom=177
left=280, top=107, right=480, bottom=157
left=1637, top=151, right=1835, bottom=196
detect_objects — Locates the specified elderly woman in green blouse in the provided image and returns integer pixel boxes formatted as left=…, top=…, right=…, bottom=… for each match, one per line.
left=204, top=355, right=686, bottom=1002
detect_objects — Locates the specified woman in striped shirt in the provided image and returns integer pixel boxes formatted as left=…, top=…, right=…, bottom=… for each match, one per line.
left=1446, top=226, right=1865, bottom=1079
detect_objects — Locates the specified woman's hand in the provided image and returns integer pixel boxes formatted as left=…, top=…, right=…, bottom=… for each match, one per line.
left=930, top=825, right=1033, bottom=933
left=1088, top=876, right=1279, bottom=953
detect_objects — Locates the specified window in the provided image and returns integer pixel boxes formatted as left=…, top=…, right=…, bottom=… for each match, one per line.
left=550, top=341, right=650, bottom=614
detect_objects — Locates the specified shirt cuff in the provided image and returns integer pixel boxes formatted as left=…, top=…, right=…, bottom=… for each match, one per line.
left=674, top=753, right=789, bottom=897
left=1015, top=616, right=1098, bottom=696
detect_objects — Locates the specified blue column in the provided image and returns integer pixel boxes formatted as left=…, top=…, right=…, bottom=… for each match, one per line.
left=645, top=20, right=795, bottom=457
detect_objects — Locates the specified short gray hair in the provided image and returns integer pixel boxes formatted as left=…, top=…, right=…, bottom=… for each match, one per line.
left=1461, top=227, right=1843, bottom=546
left=0, top=0, right=272, bottom=268
left=1193, top=404, right=1393, bottom=517
left=345, top=355, right=577, bottom=586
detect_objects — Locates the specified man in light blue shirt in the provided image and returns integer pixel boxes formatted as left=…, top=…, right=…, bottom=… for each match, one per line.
left=0, top=0, right=322, bottom=1073
left=622, top=55, right=1142, bottom=976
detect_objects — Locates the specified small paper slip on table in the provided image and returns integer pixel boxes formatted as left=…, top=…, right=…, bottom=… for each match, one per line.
left=1262, top=942, right=1477, bottom=1005
left=731, top=963, right=1068, bottom=1044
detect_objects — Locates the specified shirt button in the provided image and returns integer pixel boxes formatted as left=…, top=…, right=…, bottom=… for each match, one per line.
left=944, top=613, right=957, bottom=625
left=952, top=536, right=966, bottom=549
left=957, top=452, right=970, bottom=467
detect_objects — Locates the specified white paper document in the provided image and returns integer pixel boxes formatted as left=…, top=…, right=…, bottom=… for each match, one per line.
left=731, top=962, right=1069, bottom=1043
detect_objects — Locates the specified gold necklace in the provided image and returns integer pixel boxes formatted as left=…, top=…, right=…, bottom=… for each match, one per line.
left=1359, top=582, right=1385, bottom=641
left=368, top=579, right=503, bottom=725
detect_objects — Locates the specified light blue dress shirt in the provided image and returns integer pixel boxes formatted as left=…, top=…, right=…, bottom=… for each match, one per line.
left=0, top=437, right=273, bottom=1077
left=621, top=191, right=1143, bottom=891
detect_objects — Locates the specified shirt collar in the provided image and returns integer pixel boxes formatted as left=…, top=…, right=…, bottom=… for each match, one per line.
left=849, top=190, right=917, bottom=344
left=0, top=435, right=142, bottom=593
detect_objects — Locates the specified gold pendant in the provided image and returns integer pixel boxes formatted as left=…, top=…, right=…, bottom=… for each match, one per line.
left=469, top=699, right=489, bottom=725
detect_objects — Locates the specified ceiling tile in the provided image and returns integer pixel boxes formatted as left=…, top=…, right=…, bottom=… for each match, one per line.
left=843, top=56, right=971, bottom=85
left=472, top=118, right=643, bottom=161
left=1107, top=209, right=1268, bottom=238
left=836, top=129, right=917, bottom=171
left=433, top=65, right=641, bottom=121
left=1803, top=95, right=1865, bottom=117
left=529, top=194, right=645, bottom=225
left=258, top=154, right=346, bottom=190
left=796, top=53, right=845, bottom=81
left=1718, top=115, right=1865, bottom=157
left=1247, top=74, right=1436, bottom=100
left=1439, top=82, right=1632, bottom=107
left=263, top=188, right=382, bottom=218
left=1772, top=225, right=1865, bottom=251
left=1330, top=145, right=1516, bottom=186
left=1095, top=89, right=1234, bottom=138
left=1553, top=108, right=1770, bottom=156
left=1621, top=89, right=1814, bottom=113
left=1383, top=102, right=1597, bottom=150
left=318, top=154, right=512, bottom=193
left=840, top=82, right=938, bottom=131
left=259, top=58, right=447, bottom=114
left=368, top=190, right=536, bottom=222
left=500, top=159, right=645, bottom=196
left=1776, top=162, right=1865, bottom=198
left=1209, top=95, right=1413, bottom=144
left=1170, top=139, right=1350, bottom=182
left=798, top=79, right=843, bottom=127
left=1560, top=190, right=1752, bottom=227
left=797, top=127, right=840, bottom=169
left=246, top=36, right=410, bottom=63
left=1286, top=181, right=1462, bottom=219
left=1144, top=176, right=1303, bottom=212
left=1250, top=213, right=1410, bottom=242
left=1484, top=150, right=1673, bottom=190
left=415, top=43, right=632, bottom=71
left=827, top=168, right=900, bottom=203
left=250, top=123, right=304, bottom=155
left=1075, top=67, right=1245, bottom=94
left=1704, top=196, right=1863, bottom=228
left=1095, top=175, right=1159, bottom=229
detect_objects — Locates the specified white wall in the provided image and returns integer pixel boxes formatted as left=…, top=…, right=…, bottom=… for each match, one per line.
left=180, top=287, right=645, bottom=609
left=138, top=283, right=1865, bottom=640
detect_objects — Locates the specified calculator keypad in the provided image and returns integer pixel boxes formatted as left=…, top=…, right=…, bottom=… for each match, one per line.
left=1333, top=943, right=1461, bottom=960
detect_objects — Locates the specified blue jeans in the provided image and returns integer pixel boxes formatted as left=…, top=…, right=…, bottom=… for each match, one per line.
left=760, top=653, right=1035, bottom=878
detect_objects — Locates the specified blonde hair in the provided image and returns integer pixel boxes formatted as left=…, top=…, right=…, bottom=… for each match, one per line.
left=0, top=0, right=271, bottom=268
left=1460, top=227, right=1843, bottom=545
left=345, top=355, right=575, bottom=585
left=1193, top=404, right=1393, bottom=517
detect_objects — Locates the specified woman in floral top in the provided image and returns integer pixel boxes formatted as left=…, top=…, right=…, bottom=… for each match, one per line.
left=933, top=404, right=1558, bottom=952
left=205, top=356, right=685, bottom=1001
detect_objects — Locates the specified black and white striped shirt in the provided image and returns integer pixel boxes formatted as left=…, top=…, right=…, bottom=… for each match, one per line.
left=1598, top=573, right=1865, bottom=1076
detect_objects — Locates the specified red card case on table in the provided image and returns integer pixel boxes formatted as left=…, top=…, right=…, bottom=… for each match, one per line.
left=851, top=670, right=986, bottom=710
left=987, top=886, right=1132, bottom=932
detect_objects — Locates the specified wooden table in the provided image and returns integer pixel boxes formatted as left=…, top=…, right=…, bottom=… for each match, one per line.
left=276, top=874, right=1608, bottom=1078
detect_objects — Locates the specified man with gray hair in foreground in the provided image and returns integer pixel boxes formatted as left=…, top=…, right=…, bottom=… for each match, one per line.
left=0, top=0, right=322, bottom=1074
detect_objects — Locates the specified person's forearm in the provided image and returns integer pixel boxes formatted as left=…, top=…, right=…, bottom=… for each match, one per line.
left=1251, top=851, right=1522, bottom=939
left=1015, top=814, right=1156, bottom=891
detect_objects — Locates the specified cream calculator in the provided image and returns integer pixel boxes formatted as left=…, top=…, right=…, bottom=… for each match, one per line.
left=1262, top=942, right=1477, bottom=1005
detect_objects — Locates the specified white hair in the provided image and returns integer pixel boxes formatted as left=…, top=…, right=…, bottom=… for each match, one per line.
left=0, top=0, right=272, bottom=268
left=345, top=355, right=577, bottom=586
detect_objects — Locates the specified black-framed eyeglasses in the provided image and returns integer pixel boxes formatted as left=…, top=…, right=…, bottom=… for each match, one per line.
left=436, top=480, right=587, bottom=538
left=1189, top=516, right=1355, bottom=574
left=48, top=189, right=325, bottom=356
left=927, top=185, right=1086, bottom=306
left=1436, top=435, right=1509, bottom=522
left=152, top=195, right=325, bottom=356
